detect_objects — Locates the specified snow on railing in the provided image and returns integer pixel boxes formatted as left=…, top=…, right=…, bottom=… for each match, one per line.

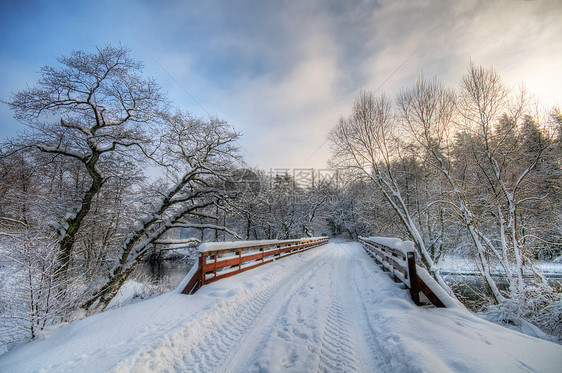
left=359, top=236, right=447, bottom=308
left=181, top=237, right=329, bottom=294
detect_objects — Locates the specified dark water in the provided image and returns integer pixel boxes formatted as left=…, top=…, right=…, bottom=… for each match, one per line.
left=444, top=274, right=561, bottom=311
left=133, top=260, right=194, bottom=289
left=443, top=275, right=506, bottom=310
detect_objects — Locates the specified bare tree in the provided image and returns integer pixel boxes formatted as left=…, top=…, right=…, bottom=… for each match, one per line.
left=6, top=45, right=165, bottom=281
left=396, top=68, right=561, bottom=337
left=329, top=91, right=454, bottom=295
left=457, top=64, right=548, bottom=295
left=455, top=65, right=560, bottom=324
left=397, top=74, right=506, bottom=302
left=82, top=111, right=242, bottom=311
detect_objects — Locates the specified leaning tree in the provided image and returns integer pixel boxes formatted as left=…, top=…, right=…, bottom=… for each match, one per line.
left=7, top=45, right=165, bottom=282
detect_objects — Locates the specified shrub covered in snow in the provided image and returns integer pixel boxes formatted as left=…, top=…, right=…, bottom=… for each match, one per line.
left=479, top=282, right=562, bottom=342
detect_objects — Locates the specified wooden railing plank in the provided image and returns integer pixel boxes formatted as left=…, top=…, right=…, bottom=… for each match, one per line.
left=359, top=237, right=446, bottom=308
left=182, top=237, right=329, bottom=294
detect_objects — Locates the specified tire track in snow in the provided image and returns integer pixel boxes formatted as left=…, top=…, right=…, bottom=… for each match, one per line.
left=112, top=286, right=276, bottom=372
left=316, top=246, right=366, bottom=373
left=222, top=243, right=371, bottom=373
left=184, top=285, right=277, bottom=372
left=342, top=241, right=411, bottom=372
left=318, top=294, right=360, bottom=372
left=218, top=248, right=333, bottom=372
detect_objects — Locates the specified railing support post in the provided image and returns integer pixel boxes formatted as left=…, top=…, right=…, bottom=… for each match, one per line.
left=181, top=254, right=204, bottom=294
left=407, top=251, right=421, bottom=306
left=198, top=255, right=204, bottom=287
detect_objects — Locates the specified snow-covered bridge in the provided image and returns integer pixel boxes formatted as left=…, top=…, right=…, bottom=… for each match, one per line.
left=0, top=241, right=560, bottom=372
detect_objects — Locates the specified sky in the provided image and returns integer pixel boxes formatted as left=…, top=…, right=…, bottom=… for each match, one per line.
left=1, top=0, right=561, bottom=170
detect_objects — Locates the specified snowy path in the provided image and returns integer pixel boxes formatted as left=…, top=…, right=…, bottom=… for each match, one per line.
left=113, top=242, right=385, bottom=372
left=1, top=241, right=561, bottom=372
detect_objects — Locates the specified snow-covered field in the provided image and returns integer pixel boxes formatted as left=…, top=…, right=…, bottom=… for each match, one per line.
left=0, top=241, right=560, bottom=372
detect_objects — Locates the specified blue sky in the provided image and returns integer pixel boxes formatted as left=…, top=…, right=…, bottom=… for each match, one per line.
left=1, top=0, right=561, bottom=169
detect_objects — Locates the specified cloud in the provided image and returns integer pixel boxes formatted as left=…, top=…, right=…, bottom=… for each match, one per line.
left=360, top=0, right=562, bottom=101
left=156, top=0, right=562, bottom=169
left=205, top=6, right=354, bottom=169
left=1, top=0, right=560, bottom=169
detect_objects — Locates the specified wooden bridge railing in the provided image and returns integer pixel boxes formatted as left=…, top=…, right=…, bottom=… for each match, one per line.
left=182, top=237, right=329, bottom=294
left=358, top=236, right=446, bottom=308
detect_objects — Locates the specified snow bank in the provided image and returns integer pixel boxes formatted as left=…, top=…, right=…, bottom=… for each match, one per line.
left=198, top=239, right=281, bottom=253
left=416, top=265, right=466, bottom=310
left=107, top=281, right=151, bottom=308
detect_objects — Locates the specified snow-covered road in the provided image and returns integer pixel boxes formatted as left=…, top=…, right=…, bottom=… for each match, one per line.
left=1, top=241, right=561, bottom=372
left=113, top=241, right=386, bottom=372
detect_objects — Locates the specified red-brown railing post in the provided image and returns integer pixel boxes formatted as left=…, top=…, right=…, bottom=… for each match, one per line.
left=407, top=251, right=421, bottom=306
left=200, top=255, right=206, bottom=286
left=211, top=254, right=216, bottom=280
left=181, top=254, right=204, bottom=294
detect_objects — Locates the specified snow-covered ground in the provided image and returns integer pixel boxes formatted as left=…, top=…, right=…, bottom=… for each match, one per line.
left=438, top=256, right=562, bottom=278
left=0, top=241, right=560, bottom=372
